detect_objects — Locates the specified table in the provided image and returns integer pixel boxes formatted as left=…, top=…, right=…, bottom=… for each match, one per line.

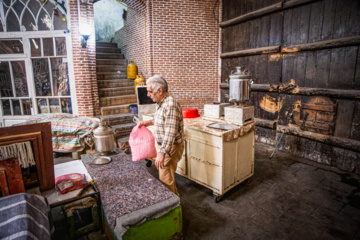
left=81, top=151, right=182, bottom=239
left=41, top=160, right=97, bottom=207
left=41, top=160, right=102, bottom=239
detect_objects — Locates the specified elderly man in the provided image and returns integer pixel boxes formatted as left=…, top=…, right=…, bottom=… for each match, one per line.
left=139, top=75, right=184, bottom=196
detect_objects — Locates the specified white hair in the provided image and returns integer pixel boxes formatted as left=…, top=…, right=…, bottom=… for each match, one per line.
left=146, top=75, right=168, bottom=92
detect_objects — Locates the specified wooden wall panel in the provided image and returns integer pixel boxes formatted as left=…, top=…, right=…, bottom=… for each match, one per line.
left=269, top=13, right=282, bottom=46
left=304, top=52, right=316, bottom=88
left=308, top=1, right=324, bottom=42
left=328, top=47, right=358, bottom=89
left=356, top=47, right=360, bottom=90
left=351, top=102, right=360, bottom=141
left=348, top=1, right=360, bottom=36
left=334, top=100, right=355, bottom=139
left=221, top=0, right=360, bottom=171
left=267, top=53, right=282, bottom=85
left=321, top=0, right=336, bottom=40
left=333, top=0, right=354, bottom=39
left=255, top=127, right=277, bottom=145
left=221, top=54, right=282, bottom=85
left=343, top=149, right=360, bottom=174
left=282, top=53, right=296, bottom=83
left=259, top=92, right=274, bottom=121
left=277, top=94, right=302, bottom=125
left=280, top=47, right=358, bottom=89
left=314, top=49, right=332, bottom=88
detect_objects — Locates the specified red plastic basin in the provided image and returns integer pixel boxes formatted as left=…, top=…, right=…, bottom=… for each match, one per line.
left=182, top=108, right=200, bottom=118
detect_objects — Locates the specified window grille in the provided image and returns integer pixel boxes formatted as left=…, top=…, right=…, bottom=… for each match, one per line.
left=1, top=0, right=67, bottom=32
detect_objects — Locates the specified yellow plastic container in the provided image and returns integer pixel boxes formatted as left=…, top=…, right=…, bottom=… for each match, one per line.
left=134, top=75, right=146, bottom=94
left=127, top=61, right=138, bottom=79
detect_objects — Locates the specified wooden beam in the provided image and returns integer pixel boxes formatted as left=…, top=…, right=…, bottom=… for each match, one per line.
left=282, top=36, right=360, bottom=53
left=302, top=103, right=336, bottom=112
left=277, top=125, right=360, bottom=153
left=220, top=36, right=360, bottom=58
left=220, top=0, right=320, bottom=28
left=220, top=2, right=282, bottom=27
left=282, top=0, right=320, bottom=9
left=220, top=83, right=360, bottom=99
left=255, top=118, right=277, bottom=129
left=220, top=46, right=280, bottom=58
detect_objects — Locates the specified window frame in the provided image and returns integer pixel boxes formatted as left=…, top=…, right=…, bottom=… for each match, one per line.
left=0, top=30, right=76, bottom=127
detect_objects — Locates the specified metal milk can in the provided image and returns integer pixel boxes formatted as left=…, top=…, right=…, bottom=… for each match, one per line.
left=229, top=66, right=254, bottom=106
left=94, top=121, right=115, bottom=155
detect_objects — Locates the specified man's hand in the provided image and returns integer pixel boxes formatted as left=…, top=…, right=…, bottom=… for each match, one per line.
left=155, top=152, right=165, bottom=170
left=138, top=120, right=154, bottom=128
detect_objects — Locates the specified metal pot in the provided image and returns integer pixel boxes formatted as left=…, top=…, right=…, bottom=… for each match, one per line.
left=94, top=121, right=115, bottom=155
left=228, top=66, right=254, bottom=106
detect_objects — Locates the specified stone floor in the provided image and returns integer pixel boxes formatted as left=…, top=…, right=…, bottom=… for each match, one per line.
left=53, top=142, right=360, bottom=240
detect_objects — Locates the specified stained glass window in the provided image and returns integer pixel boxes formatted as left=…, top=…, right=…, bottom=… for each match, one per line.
left=1, top=0, right=67, bottom=32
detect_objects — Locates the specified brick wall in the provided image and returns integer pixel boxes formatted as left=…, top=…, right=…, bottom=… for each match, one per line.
left=114, top=8, right=148, bottom=78
left=69, top=0, right=99, bottom=117
left=115, top=0, right=222, bottom=111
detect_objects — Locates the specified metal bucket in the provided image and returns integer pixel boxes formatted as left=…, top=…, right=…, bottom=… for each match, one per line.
left=94, top=121, right=115, bottom=155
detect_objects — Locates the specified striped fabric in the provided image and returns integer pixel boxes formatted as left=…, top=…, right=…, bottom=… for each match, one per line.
left=154, top=93, right=184, bottom=154
left=24, top=114, right=100, bottom=152
left=0, top=193, right=52, bottom=240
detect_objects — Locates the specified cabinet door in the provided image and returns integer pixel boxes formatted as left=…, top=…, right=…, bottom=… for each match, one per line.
left=236, top=130, right=255, bottom=182
left=187, top=132, right=223, bottom=193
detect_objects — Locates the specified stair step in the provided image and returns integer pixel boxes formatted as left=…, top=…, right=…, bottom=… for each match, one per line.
left=117, top=137, right=130, bottom=153
left=96, top=47, right=121, bottom=53
left=97, top=73, right=128, bottom=80
left=99, top=87, right=135, bottom=97
left=100, top=113, right=136, bottom=126
left=97, top=59, right=127, bottom=65
left=100, top=104, right=135, bottom=115
left=100, top=94, right=137, bottom=107
left=96, top=65, right=127, bottom=72
left=117, top=136, right=129, bottom=144
left=113, top=123, right=136, bottom=139
left=96, top=42, right=117, bottom=48
left=98, top=79, right=134, bottom=88
left=96, top=53, right=124, bottom=59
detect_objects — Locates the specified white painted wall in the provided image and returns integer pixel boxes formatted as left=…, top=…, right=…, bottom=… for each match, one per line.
left=94, top=0, right=126, bottom=42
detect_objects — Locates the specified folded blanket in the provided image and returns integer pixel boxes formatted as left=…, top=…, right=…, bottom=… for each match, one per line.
left=0, top=193, right=52, bottom=240
left=24, top=113, right=100, bottom=152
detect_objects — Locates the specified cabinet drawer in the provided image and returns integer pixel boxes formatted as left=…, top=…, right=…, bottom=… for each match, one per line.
left=187, top=137, right=222, bottom=167
left=185, top=128, right=223, bottom=146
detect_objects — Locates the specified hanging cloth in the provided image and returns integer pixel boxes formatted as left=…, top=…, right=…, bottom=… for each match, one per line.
left=0, top=141, right=36, bottom=167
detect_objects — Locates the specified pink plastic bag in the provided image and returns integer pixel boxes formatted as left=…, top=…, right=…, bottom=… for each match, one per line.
left=129, top=123, right=157, bottom=161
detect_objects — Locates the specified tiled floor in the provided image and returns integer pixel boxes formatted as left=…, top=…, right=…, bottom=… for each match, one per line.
left=53, top=142, right=360, bottom=239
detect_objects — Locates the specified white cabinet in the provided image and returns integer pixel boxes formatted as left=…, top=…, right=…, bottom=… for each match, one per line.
left=143, top=115, right=255, bottom=201
left=179, top=126, right=254, bottom=200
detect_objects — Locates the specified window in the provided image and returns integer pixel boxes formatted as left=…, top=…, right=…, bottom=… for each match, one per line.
left=30, top=37, right=72, bottom=114
left=0, top=60, right=32, bottom=115
left=0, top=0, right=71, bottom=126
left=2, top=0, right=67, bottom=32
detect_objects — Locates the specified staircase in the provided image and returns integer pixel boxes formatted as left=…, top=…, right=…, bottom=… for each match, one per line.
left=96, top=42, right=137, bottom=146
